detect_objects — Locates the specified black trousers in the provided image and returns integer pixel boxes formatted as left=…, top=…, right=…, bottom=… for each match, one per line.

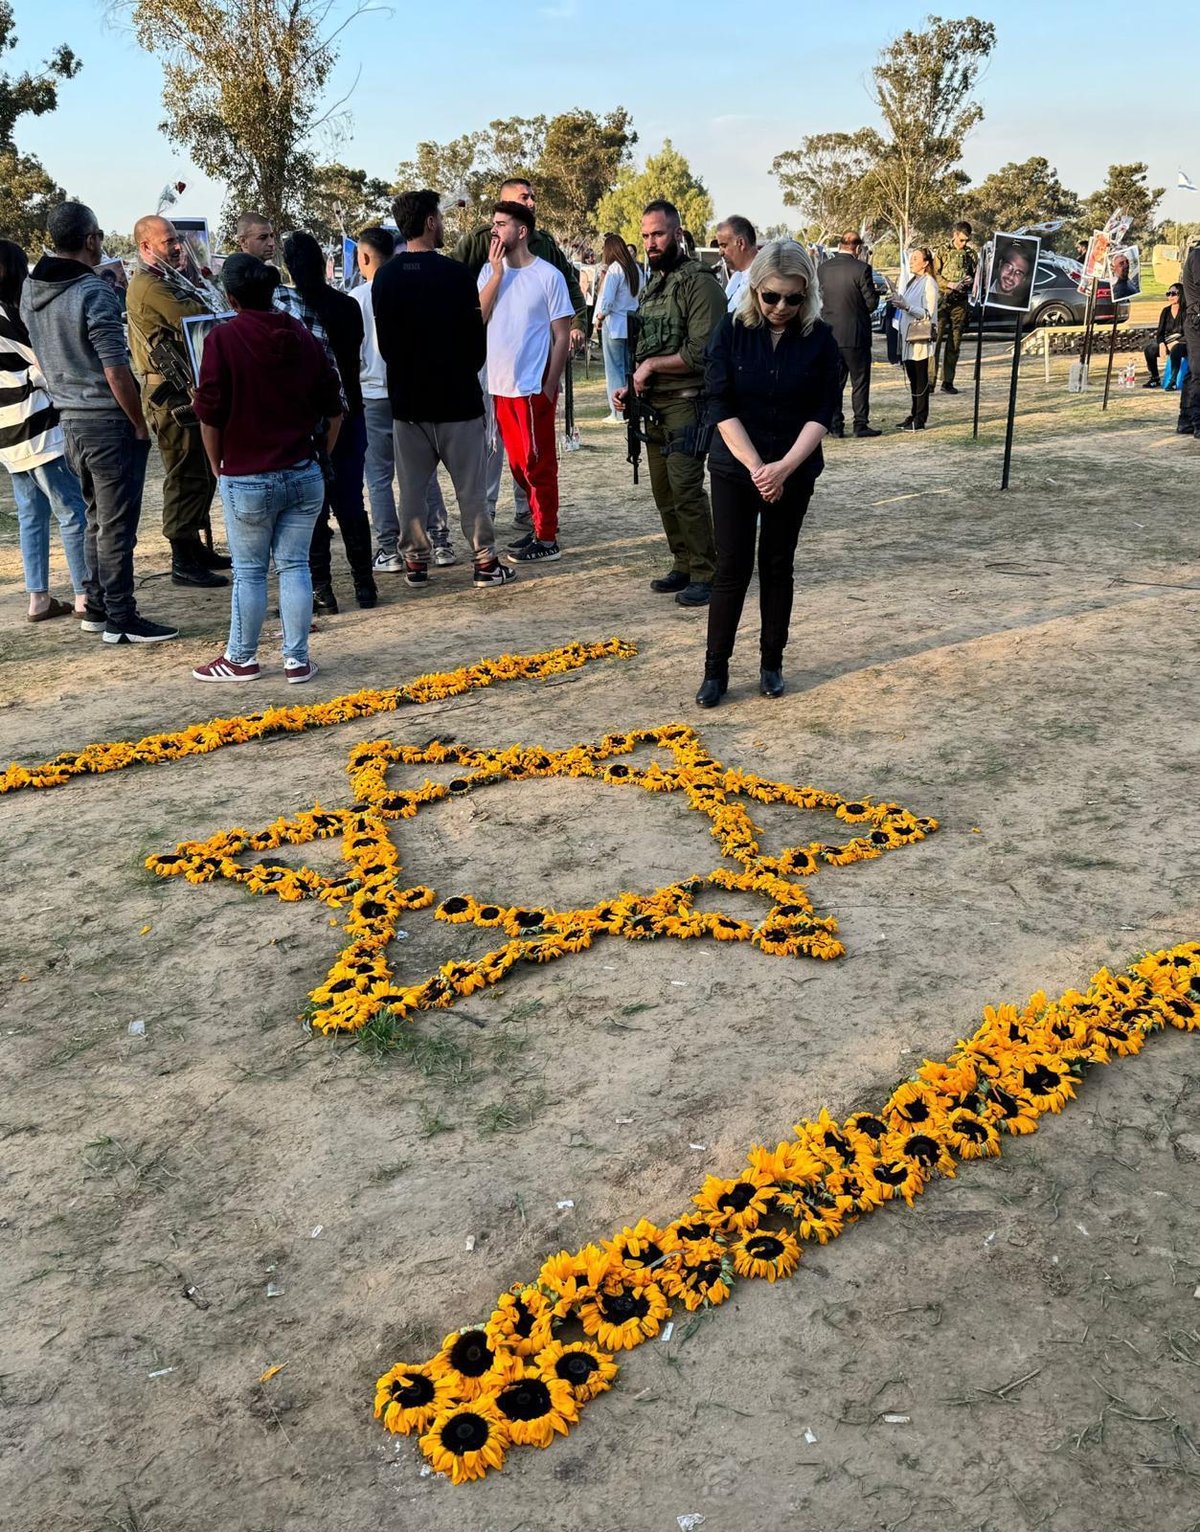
left=903, top=359, right=931, bottom=425
left=834, top=344, right=871, bottom=431
left=1143, top=340, right=1186, bottom=382
left=310, top=411, right=374, bottom=588
left=706, top=471, right=812, bottom=670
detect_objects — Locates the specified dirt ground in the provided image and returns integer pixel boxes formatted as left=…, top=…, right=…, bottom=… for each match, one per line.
left=1, top=340, right=1198, bottom=1532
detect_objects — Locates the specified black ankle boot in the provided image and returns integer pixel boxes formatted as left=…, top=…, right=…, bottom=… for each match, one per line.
left=696, top=656, right=728, bottom=708
left=170, top=538, right=227, bottom=587
left=195, top=540, right=233, bottom=570
left=760, top=667, right=785, bottom=697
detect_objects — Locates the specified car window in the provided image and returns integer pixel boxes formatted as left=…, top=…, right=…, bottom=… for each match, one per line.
left=1033, top=263, right=1056, bottom=290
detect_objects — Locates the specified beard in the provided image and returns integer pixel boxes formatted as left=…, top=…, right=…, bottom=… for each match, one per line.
left=647, top=239, right=681, bottom=272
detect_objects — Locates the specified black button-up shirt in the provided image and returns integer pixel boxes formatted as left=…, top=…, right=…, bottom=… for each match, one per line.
left=704, top=314, right=840, bottom=486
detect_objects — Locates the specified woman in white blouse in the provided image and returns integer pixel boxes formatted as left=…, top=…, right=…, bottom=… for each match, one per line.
left=594, top=232, right=641, bottom=423
left=892, top=247, right=939, bottom=430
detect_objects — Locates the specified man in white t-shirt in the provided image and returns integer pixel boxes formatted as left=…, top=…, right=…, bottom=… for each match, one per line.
left=352, top=227, right=456, bottom=573
left=477, top=200, right=572, bottom=564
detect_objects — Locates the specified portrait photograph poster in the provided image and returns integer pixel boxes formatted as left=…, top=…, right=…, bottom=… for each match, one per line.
left=985, top=232, right=1040, bottom=312
left=1107, top=245, right=1141, bottom=302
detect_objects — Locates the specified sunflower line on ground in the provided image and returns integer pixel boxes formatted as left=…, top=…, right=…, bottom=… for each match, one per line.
left=372, top=941, right=1200, bottom=1483
left=0, top=638, right=636, bottom=794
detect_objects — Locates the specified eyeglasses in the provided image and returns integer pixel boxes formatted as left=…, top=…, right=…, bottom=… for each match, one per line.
left=1168, top=288, right=1181, bottom=296
left=760, top=289, right=805, bottom=308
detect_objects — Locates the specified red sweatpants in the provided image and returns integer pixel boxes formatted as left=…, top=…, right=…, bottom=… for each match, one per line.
left=493, top=391, right=559, bottom=542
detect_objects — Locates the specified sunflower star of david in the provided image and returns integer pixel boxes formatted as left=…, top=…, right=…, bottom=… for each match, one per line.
left=146, top=724, right=939, bottom=1033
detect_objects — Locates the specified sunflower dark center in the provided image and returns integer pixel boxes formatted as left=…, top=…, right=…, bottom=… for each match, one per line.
left=514, top=909, right=546, bottom=928
left=955, top=1115, right=989, bottom=1141
left=746, top=1235, right=785, bottom=1259
left=556, top=1351, right=599, bottom=1385
left=1023, top=1064, right=1064, bottom=1094
left=717, top=1182, right=757, bottom=1213
left=622, top=1240, right=663, bottom=1267
left=496, top=1379, right=552, bottom=1422
left=873, top=1162, right=909, bottom=1186
left=853, top=1115, right=887, bottom=1140
left=327, top=978, right=355, bottom=993
left=692, top=1261, right=723, bottom=1286
left=479, top=906, right=501, bottom=921
left=608, top=764, right=630, bottom=777
left=598, top=1289, right=649, bottom=1322
left=448, top=779, right=470, bottom=793
left=990, top=1086, right=1022, bottom=1117
left=898, top=1100, right=930, bottom=1123
left=823, top=1129, right=851, bottom=1156
left=512, top=1300, right=536, bottom=1338
left=441, top=897, right=469, bottom=914
left=845, top=803, right=866, bottom=815
left=448, top=1332, right=493, bottom=1377
left=442, top=1412, right=490, bottom=1452
left=678, top=1220, right=711, bottom=1241
left=903, top=1134, right=941, bottom=1165
left=391, top=1372, right=435, bottom=1407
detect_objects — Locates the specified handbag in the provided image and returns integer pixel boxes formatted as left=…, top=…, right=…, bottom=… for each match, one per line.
left=907, top=317, right=936, bottom=344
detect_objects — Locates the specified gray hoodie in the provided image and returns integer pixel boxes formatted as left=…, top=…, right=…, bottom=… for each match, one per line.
left=21, top=256, right=129, bottom=417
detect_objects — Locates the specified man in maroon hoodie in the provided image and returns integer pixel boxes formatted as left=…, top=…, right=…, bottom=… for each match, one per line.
left=192, top=254, right=343, bottom=683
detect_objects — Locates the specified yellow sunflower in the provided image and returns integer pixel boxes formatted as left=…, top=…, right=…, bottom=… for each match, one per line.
left=657, top=1238, right=732, bottom=1311
left=485, top=1286, right=554, bottom=1358
left=533, top=1340, right=619, bottom=1404
left=943, top=1107, right=1001, bottom=1160
left=489, top=1370, right=580, bottom=1448
left=418, top=1400, right=509, bottom=1484
left=433, top=1327, right=515, bottom=1400
left=1017, top=1054, right=1078, bottom=1114
left=374, top=1362, right=457, bottom=1435
left=578, top=1277, right=671, bottom=1350
left=693, top=1171, right=778, bottom=1233
left=731, top=1228, right=802, bottom=1282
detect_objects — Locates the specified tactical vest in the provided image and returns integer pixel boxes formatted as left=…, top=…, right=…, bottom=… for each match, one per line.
left=635, top=258, right=722, bottom=381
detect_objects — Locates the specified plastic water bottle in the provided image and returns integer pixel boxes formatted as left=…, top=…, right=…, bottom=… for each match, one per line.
left=1125, top=361, right=1137, bottom=389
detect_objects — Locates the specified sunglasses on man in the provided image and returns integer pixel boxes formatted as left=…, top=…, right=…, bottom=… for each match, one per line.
left=760, top=289, right=804, bottom=308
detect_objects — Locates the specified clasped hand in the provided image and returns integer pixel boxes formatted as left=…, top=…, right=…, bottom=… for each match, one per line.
left=751, top=460, right=789, bottom=503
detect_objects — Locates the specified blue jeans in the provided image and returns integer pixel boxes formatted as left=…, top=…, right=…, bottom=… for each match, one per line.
left=220, top=463, right=325, bottom=665
left=63, top=413, right=151, bottom=625
left=363, top=395, right=448, bottom=553
left=601, top=328, right=629, bottom=412
left=9, top=454, right=89, bottom=594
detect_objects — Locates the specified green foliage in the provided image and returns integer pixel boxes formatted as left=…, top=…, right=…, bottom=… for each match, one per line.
left=306, top=161, right=392, bottom=243
left=535, top=107, right=635, bottom=244
left=0, top=145, right=64, bottom=252
left=1079, top=163, right=1165, bottom=246
left=771, top=131, right=875, bottom=238
left=770, top=15, right=995, bottom=245
left=392, top=108, right=635, bottom=246
left=0, top=1, right=80, bottom=150
left=594, top=140, right=714, bottom=247
left=127, top=0, right=363, bottom=240
left=963, top=157, right=1081, bottom=250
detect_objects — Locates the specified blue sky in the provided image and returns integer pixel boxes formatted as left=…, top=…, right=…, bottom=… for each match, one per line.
left=11, top=0, right=1196, bottom=243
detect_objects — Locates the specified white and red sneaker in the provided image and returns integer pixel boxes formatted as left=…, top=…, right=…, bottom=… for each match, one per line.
left=192, top=653, right=261, bottom=682
left=285, top=659, right=319, bottom=684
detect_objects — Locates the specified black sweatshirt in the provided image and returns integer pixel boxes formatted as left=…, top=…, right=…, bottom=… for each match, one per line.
left=370, top=250, right=486, bottom=423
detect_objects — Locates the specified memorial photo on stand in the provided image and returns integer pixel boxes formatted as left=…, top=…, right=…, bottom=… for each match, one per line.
left=1107, top=246, right=1141, bottom=302
left=181, top=311, right=235, bottom=386
left=1080, top=231, right=1109, bottom=292
left=985, top=232, right=1040, bottom=312
left=171, top=216, right=213, bottom=281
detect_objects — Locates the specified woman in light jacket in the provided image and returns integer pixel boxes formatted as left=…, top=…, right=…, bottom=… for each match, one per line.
left=893, top=247, right=939, bottom=430
left=595, top=232, right=640, bottom=423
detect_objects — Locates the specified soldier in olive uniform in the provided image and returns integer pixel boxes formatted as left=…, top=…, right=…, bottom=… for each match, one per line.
left=614, top=199, right=725, bottom=606
left=932, top=220, right=978, bottom=393
left=126, top=215, right=228, bottom=586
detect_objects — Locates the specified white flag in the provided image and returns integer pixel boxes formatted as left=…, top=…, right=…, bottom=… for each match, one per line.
left=1179, top=170, right=1197, bottom=192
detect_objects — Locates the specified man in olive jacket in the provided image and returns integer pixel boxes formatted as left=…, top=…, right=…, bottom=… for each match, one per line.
left=126, top=214, right=227, bottom=586
left=613, top=198, right=725, bottom=606
left=452, top=177, right=586, bottom=535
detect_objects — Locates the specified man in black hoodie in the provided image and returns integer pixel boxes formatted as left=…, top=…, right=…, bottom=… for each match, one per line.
left=22, top=202, right=178, bottom=642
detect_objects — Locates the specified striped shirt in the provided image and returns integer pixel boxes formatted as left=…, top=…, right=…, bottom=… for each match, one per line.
left=0, top=301, right=64, bottom=474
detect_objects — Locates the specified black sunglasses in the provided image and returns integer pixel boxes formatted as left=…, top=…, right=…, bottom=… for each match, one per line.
left=760, top=289, right=805, bottom=308
left=1168, top=287, right=1181, bottom=296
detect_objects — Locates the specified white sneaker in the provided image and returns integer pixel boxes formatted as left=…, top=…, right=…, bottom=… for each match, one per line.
left=431, top=544, right=458, bottom=567
left=373, top=550, right=403, bottom=574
